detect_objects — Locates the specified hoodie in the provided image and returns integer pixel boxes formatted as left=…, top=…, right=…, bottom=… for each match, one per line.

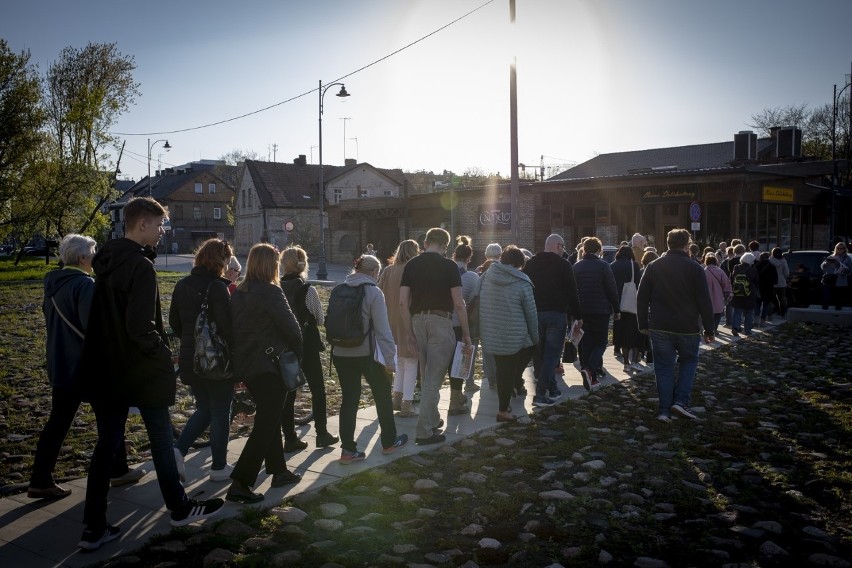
left=477, top=262, right=539, bottom=355
left=43, top=267, right=94, bottom=388
left=79, top=238, right=175, bottom=407
left=331, top=272, right=396, bottom=363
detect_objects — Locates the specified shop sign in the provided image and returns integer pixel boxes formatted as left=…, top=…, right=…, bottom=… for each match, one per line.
left=763, top=186, right=794, bottom=202
left=478, top=204, right=511, bottom=230
left=640, top=189, right=697, bottom=202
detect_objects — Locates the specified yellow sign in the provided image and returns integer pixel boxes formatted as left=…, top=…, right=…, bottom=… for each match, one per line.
left=763, top=186, right=794, bottom=202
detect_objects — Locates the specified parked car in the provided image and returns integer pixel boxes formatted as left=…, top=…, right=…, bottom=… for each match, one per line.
left=602, top=245, right=618, bottom=263
left=784, top=250, right=829, bottom=307
left=23, top=246, right=56, bottom=257
left=0, top=244, right=13, bottom=255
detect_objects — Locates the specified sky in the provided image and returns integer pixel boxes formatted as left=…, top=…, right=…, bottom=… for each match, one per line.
left=2, top=0, right=852, bottom=182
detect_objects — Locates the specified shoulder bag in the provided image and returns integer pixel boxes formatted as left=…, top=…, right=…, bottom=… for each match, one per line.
left=620, top=261, right=638, bottom=314
left=193, top=282, right=233, bottom=379
left=266, top=346, right=306, bottom=392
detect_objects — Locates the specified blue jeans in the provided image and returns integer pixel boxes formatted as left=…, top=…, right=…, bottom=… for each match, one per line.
left=535, top=311, right=567, bottom=398
left=412, top=314, right=456, bottom=439
left=176, top=381, right=235, bottom=469
left=731, top=307, right=753, bottom=333
left=85, top=403, right=187, bottom=529
left=579, top=314, right=610, bottom=378
left=650, top=331, right=700, bottom=416
left=333, top=355, right=397, bottom=452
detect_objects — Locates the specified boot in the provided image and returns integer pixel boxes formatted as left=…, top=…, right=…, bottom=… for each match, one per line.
left=392, top=391, right=403, bottom=412
left=397, top=400, right=418, bottom=417
left=448, top=389, right=469, bottom=415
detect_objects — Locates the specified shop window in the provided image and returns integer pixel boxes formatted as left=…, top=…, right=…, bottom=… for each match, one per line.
left=662, top=204, right=679, bottom=217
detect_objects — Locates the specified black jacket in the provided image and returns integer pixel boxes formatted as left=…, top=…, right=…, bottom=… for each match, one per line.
left=80, top=238, right=175, bottom=406
left=610, top=258, right=641, bottom=302
left=522, top=251, right=581, bottom=317
left=169, top=267, right=233, bottom=385
left=43, top=267, right=94, bottom=388
left=230, top=280, right=303, bottom=381
left=637, top=249, right=714, bottom=335
left=572, top=253, right=620, bottom=316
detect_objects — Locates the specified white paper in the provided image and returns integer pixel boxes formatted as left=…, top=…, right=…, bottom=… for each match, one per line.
left=450, top=341, right=477, bottom=380
left=568, top=320, right=584, bottom=348
left=374, top=336, right=396, bottom=367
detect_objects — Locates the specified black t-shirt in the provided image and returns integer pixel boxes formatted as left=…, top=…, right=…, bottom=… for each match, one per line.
left=401, top=251, right=461, bottom=314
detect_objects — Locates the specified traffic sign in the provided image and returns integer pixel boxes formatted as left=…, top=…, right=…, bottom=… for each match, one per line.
left=689, top=202, right=701, bottom=222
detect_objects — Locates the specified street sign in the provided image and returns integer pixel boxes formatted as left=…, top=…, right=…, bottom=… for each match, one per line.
left=691, top=222, right=700, bottom=231
left=689, top=202, right=701, bottom=222
left=284, top=220, right=295, bottom=232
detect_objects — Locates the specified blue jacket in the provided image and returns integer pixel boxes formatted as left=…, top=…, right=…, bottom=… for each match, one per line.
left=43, top=267, right=94, bottom=388
left=477, top=262, right=538, bottom=355
left=573, top=253, right=620, bottom=316
left=637, top=249, right=714, bottom=335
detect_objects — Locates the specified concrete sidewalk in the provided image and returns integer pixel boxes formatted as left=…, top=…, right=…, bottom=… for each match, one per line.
left=0, top=323, right=768, bottom=567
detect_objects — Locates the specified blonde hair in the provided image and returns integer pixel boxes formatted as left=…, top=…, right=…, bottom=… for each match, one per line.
left=238, top=243, right=280, bottom=290
left=280, top=245, right=308, bottom=278
left=390, top=239, right=420, bottom=265
left=352, top=254, right=382, bottom=276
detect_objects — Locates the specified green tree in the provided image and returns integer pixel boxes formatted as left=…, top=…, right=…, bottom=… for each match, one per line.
left=0, top=40, right=46, bottom=241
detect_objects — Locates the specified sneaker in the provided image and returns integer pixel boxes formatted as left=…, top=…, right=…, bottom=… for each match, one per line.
left=339, top=449, right=367, bottom=464
left=581, top=369, right=592, bottom=391
left=271, top=470, right=302, bottom=487
left=209, top=463, right=234, bottom=482
left=415, top=433, right=446, bottom=446
left=284, top=438, right=308, bottom=453
left=382, top=434, right=409, bottom=455
left=170, top=498, right=225, bottom=527
left=671, top=404, right=698, bottom=420
left=78, top=524, right=120, bottom=550
left=173, top=448, right=186, bottom=483
left=590, top=376, right=602, bottom=390
left=110, top=467, right=145, bottom=487
left=546, top=389, right=562, bottom=401
left=315, top=431, right=340, bottom=448
left=657, top=414, right=671, bottom=423
left=27, top=484, right=72, bottom=499
left=532, top=396, right=556, bottom=407
left=731, top=328, right=740, bottom=337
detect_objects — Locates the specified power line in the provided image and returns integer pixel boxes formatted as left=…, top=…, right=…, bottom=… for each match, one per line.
left=111, top=0, right=495, bottom=138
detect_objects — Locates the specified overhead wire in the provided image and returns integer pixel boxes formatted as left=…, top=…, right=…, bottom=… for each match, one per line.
left=111, top=0, right=496, bottom=138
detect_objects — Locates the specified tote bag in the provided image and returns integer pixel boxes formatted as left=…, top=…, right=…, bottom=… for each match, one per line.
left=620, top=261, right=638, bottom=314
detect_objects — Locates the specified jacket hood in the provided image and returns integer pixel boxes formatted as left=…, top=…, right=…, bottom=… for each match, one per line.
left=343, top=272, right=377, bottom=286
left=486, top=262, right=532, bottom=287
left=43, top=267, right=92, bottom=299
left=92, top=238, right=156, bottom=278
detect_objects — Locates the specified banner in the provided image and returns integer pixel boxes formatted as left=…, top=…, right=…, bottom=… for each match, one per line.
left=478, top=204, right=511, bottom=230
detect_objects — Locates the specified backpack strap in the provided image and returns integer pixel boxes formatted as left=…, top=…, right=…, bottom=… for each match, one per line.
left=51, top=297, right=84, bottom=339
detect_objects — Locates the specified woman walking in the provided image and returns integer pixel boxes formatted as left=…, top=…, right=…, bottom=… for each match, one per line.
left=378, top=239, right=421, bottom=417
left=610, top=246, right=643, bottom=371
left=331, top=255, right=408, bottom=463
left=279, top=245, right=339, bottom=450
left=226, top=244, right=302, bottom=503
left=170, top=238, right=236, bottom=482
left=704, top=254, right=732, bottom=335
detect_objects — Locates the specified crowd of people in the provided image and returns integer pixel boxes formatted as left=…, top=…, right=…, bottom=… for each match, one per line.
left=25, top=195, right=852, bottom=551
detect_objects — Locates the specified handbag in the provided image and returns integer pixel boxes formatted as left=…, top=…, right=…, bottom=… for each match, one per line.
left=193, top=282, right=232, bottom=380
left=267, top=347, right=306, bottom=392
left=620, top=261, right=638, bottom=314
left=562, top=339, right=577, bottom=363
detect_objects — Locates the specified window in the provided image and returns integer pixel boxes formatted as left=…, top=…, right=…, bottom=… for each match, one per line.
left=333, top=188, right=342, bottom=204
left=213, top=207, right=222, bottom=220
left=662, top=204, right=679, bottom=217
left=248, top=191, right=253, bottom=208
left=241, top=189, right=246, bottom=209
left=195, top=183, right=202, bottom=194
left=383, top=189, right=393, bottom=197
left=193, top=206, right=201, bottom=220
left=208, top=183, right=216, bottom=194
left=358, top=185, right=367, bottom=198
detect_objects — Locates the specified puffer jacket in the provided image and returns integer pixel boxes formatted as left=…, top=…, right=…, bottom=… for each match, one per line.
left=329, top=272, right=396, bottom=364
left=230, top=280, right=303, bottom=380
left=572, top=253, right=620, bottom=316
left=477, top=262, right=538, bottom=356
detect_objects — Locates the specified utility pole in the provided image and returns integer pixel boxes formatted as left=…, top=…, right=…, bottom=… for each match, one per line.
left=272, top=143, right=278, bottom=162
left=341, top=117, right=351, bottom=162
left=509, top=0, right=520, bottom=245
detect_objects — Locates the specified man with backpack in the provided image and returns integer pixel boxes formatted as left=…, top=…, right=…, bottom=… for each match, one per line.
left=729, top=252, right=759, bottom=337
left=398, top=228, right=473, bottom=446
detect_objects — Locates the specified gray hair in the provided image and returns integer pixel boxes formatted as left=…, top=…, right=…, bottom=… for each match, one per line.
left=59, top=234, right=96, bottom=266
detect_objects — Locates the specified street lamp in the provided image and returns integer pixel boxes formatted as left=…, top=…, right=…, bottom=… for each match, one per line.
left=317, top=79, right=350, bottom=280
left=830, top=80, right=851, bottom=245
left=147, top=138, right=171, bottom=195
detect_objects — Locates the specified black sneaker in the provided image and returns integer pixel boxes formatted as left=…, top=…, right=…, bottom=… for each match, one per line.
left=170, top=498, right=225, bottom=527
left=315, top=432, right=340, bottom=448
left=284, top=438, right=308, bottom=453
left=581, top=369, right=592, bottom=391
left=415, top=433, right=446, bottom=446
left=78, top=525, right=120, bottom=551
left=532, top=396, right=556, bottom=407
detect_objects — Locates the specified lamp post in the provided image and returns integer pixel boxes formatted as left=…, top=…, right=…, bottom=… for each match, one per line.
left=147, top=138, right=171, bottom=195
left=317, top=79, right=350, bottom=280
left=831, top=80, right=851, bottom=245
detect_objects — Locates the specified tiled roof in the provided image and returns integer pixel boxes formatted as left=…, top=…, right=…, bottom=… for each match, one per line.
left=122, top=163, right=237, bottom=201
left=549, top=139, right=776, bottom=181
left=244, top=160, right=407, bottom=208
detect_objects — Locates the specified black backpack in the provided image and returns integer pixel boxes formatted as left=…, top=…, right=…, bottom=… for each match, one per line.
left=324, top=282, right=374, bottom=348
left=731, top=268, right=751, bottom=298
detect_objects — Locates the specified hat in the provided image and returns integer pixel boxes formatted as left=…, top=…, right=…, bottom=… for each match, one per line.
left=739, top=252, right=755, bottom=265
left=485, top=243, right=502, bottom=260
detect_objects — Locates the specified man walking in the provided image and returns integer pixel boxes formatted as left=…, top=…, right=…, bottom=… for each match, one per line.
left=399, top=228, right=472, bottom=445
left=637, top=228, right=715, bottom=422
left=523, top=234, right=581, bottom=406
left=78, top=197, right=223, bottom=550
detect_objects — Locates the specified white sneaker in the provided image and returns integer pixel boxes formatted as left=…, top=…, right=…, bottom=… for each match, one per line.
left=174, top=448, right=186, bottom=482
left=657, top=414, right=671, bottom=423
left=209, top=464, right=234, bottom=482
left=671, top=404, right=698, bottom=420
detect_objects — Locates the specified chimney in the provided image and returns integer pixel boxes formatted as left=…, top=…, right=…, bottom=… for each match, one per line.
left=733, top=131, right=758, bottom=161
left=345, top=158, right=357, bottom=167
left=294, top=155, right=307, bottom=166
left=776, top=127, right=802, bottom=158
